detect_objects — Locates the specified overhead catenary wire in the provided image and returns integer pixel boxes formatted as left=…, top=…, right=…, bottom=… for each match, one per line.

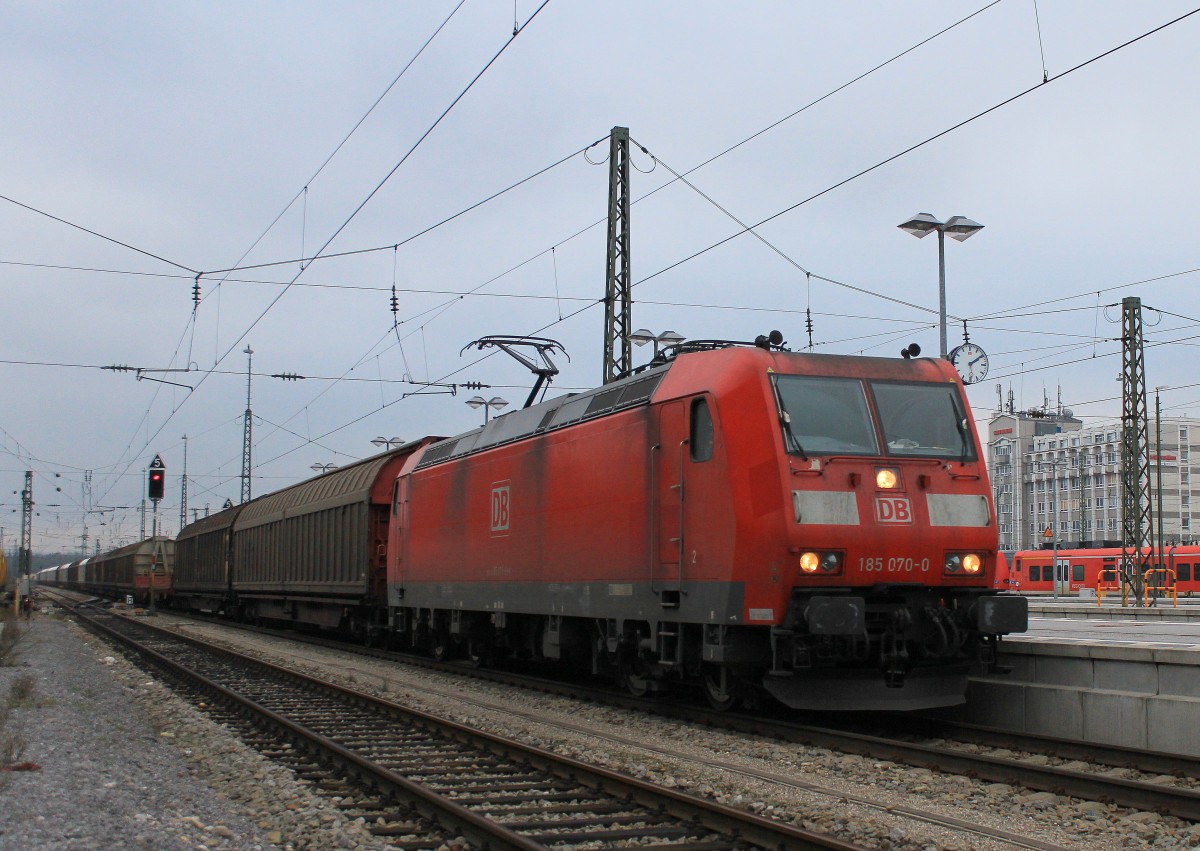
left=630, top=138, right=942, bottom=318
left=83, top=5, right=471, bottom=508
left=628, top=6, right=1200, bottom=295
left=18, top=4, right=1200, bottom=523
left=0, top=2, right=1082, bottom=495
left=209, top=0, right=554, bottom=372
left=257, top=0, right=1200, bottom=475
left=196, top=0, right=467, bottom=301
left=88, top=2, right=554, bottom=506
left=0, top=193, right=199, bottom=275
left=194, top=1, right=1002, bottom=284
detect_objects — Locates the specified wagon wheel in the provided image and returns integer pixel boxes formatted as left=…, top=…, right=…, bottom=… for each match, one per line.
left=702, top=665, right=740, bottom=712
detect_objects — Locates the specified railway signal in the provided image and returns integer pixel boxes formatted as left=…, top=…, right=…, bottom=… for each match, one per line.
left=148, top=455, right=166, bottom=501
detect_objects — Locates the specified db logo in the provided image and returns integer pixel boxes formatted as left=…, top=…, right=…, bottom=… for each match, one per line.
left=875, top=496, right=912, bottom=524
left=490, top=482, right=511, bottom=533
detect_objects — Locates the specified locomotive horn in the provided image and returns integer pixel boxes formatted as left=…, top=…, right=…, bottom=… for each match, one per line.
left=900, top=343, right=921, bottom=359
left=755, top=330, right=785, bottom=350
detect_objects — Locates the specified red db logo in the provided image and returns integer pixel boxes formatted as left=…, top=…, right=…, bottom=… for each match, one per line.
left=490, top=483, right=511, bottom=533
left=875, top=496, right=912, bottom=524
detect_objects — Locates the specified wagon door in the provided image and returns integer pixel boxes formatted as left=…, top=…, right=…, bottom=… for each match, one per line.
left=389, top=476, right=413, bottom=593
left=654, top=401, right=687, bottom=599
left=1054, top=557, right=1071, bottom=596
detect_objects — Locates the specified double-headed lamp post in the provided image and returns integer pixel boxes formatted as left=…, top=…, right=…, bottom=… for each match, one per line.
left=629, top=329, right=685, bottom=362
left=310, top=462, right=338, bottom=474
left=898, top=213, right=984, bottom=358
left=371, top=436, right=404, bottom=451
left=466, top=396, right=508, bottom=424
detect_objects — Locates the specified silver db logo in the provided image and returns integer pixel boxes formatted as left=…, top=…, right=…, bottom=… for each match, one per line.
left=875, top=496, right=912, bottom=524
left=490, top=483, right=511, bottom=533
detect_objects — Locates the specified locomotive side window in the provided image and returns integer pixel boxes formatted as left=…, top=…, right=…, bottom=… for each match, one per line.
left=771, top=375, right=878, bottom=455
left=1179, top=564, right=1191, bottom=581
left=1073, top=564, right=1085, bottom=582
left=1029, top=565, right=1041, bottom=581
left=871, top=381, right=977, bottom=460
left=690, top=398, right=714, bottom=462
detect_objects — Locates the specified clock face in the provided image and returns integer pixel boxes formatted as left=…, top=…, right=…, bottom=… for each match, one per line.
left=950, top=343, right=989, bottom=384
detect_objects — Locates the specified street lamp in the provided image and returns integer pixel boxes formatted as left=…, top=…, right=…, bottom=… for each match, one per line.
left=629, top=329, right=685, bottom=362
left=898, top=213, right=984, bottom=358
left=371, top=436, right=405, bottom=451
left=310, top=463, right=339, bottom=474
left=466, top=396, right=508, bottom=424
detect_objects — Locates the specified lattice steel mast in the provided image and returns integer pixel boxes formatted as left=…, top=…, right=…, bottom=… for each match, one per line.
left=241, top=346, right=254, bottom=504
left=602, top=126, right=632, bottom=384
left=19, top=470, right=32, bottom=580
left=180, top=434, right=189, bottom=531
left=1120, top=296, right=1152, bottom=604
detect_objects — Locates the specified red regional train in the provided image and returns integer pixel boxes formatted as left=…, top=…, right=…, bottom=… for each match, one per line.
left=1004, top=545, right=1200, bottom=597
left=58, top=338, right=1029, bottom=711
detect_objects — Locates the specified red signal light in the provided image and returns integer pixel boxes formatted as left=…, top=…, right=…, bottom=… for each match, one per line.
left=148, top=469, right=165, bottom=500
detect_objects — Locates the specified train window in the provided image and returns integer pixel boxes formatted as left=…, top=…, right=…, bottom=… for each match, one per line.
left=1029, top=565, right=1041, bottom=581
left=1179, top=564, right=1192, bottom=581
left=771, top=375, right=878, bottom=455
left=1073, top=564, right=1085, bottom=582
left=690, top=398, right=714, bottom=462
left=871, top=382, right=977, bottom=460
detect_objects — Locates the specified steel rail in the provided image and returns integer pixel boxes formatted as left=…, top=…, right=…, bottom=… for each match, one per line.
left=61, top=599, right=863, bottom=851
left=49, top=594, right=1200, bottom=822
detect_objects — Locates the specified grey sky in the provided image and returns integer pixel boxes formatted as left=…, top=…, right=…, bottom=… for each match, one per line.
left=3, top=1, right=1197, bottom=550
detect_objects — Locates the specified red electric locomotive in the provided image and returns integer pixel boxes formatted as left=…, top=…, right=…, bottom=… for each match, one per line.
left=387, top=341, right=1026, bottom=710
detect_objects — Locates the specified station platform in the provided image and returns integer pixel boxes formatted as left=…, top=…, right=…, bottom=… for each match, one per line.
left=955, top=596, right=1200, bottom=754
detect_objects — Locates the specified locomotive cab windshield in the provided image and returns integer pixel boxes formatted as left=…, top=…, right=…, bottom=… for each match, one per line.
left=772, top=374, right=977, bottom=460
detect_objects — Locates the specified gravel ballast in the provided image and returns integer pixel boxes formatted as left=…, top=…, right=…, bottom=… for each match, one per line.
left=0, top=611, right=385, bottom=850
left=6, top=604, right=1200, bottom=850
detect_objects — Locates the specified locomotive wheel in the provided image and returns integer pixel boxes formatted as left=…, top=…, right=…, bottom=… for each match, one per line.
left=702, top=665, right=740, bottom=712
left=430, top=636, right=451, bottom=661
left=465, top=637, right=489, bottom=668
left=620, top=658, right=651, bottom=697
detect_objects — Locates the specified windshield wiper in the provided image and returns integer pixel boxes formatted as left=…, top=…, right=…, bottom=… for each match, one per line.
left=771, top=380, right=807, bottom=459
left=951, top=399, right=970, bottom=464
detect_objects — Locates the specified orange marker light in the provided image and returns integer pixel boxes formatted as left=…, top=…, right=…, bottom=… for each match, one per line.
left=962, top=554, right=982, bottom=574
left=800, top=552, right=820, bottom=573
left=876, top=468, right=899, bottom=489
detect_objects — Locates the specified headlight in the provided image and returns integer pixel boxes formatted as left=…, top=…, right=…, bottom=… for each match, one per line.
left=945, top=552, right=983, bottom=575
left=800, top=551, right=843, bottom=574
left=875, top=468, right=899, bottom=489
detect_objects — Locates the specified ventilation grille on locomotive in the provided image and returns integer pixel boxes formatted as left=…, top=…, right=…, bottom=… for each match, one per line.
left=415, top=368, right=667, bottom=470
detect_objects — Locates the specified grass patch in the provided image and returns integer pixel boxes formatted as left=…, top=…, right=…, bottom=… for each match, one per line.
left=0, top=730, right=25, bottom=768
left=8, top=674, right=37, bottom=708
left=0, top=618, right=26, bottom=667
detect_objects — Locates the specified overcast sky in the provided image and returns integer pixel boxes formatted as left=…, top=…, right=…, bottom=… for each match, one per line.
left=3, top=1, right=1198, bottom=552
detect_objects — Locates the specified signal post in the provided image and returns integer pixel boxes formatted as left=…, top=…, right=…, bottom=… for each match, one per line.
left=147, top=455, right=165, bottom=611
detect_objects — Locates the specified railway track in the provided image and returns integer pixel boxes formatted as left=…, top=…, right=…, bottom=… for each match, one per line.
left=142, top=604, right=1200, bottom=822
left=55, top=595, right=862, bottom=851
